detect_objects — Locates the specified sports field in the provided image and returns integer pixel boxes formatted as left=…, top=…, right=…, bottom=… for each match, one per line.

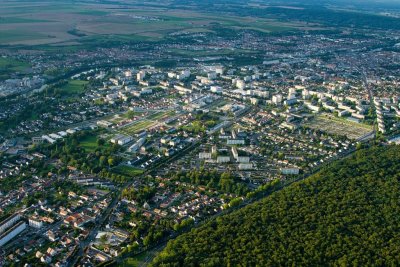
left=303, top=114, right=373, bottom=140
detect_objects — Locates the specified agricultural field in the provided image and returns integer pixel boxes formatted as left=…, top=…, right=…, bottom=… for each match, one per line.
left=303, top=113, right=373, bottom=140
left=0, top=0, right=303, bottom=48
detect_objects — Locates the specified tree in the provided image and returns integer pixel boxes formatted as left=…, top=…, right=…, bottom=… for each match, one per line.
left=100, top=234, right=108, bottom=244
left=97, top=138, right=105, bottom=146
left=107, top=157, right=115, bottom=167
left=127, top=110, right=136, bottom=119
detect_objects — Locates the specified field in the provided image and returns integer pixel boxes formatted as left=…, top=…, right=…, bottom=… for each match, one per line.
left=0, top=57, right=30, bottom=71
left=79, top=134, right=99, bottom=152
left=303, top=113, right=373, bottom=140
left=112, top=165, right=144, bottom=177
left=0, top=0, right=303, bottom=47
left=0, top=57, right=31, bottom=79
left=58, top=80, right=88, bottom=95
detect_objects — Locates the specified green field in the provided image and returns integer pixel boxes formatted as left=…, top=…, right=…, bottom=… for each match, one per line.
left=0, top=57, right=30, bottom=71
left=79, top=135, right=98, bottom=152
left=58, top=80, right=88, bottom=95
left=0, top=57, right=30, bottom=80
left=112, top=165, right=144, bottom=177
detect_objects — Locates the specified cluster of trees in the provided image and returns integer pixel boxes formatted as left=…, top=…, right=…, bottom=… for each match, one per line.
left=117, top=209, right=172, bottom=252
left=0, top=100, right=49, bottom=134
left=181, top=112, right=218, bottom=134
left=169, top=169, right=249, bottom=196
left=173, top=218, right=194, bottom=233
left=121, top=185, right=157, bottom=204
left=42, top=131, right=128, bottom=182
left=151, top=145, right=400, bottom=266
left=23, top=180, right=86, bottom=207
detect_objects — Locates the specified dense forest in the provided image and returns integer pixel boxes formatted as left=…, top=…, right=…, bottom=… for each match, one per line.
left=150, top=145, right=400, bottom=266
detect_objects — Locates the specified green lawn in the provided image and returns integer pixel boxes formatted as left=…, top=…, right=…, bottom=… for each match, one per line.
left=0, top=57, right=31, bottom=80
left=59, top=80, right=88, bottom=95
left=112, top=165, right=144, bottom=177
left=79, top=135, right=98, bottom=152
left=0, top=57, right=30, bottom=71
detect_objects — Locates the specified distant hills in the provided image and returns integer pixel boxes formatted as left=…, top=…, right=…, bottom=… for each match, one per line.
left=150, top=145, right=400, bottom=266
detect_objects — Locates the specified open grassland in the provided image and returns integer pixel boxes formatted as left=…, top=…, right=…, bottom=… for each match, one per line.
left=0, top=0, right=303, bottom=47
left=303, top=113, right=373, bottom=140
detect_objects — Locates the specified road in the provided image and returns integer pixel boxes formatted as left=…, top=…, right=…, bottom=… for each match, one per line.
left=68, top=192, right=120, bottom=267
left=67, top=138, right=200, bottom=266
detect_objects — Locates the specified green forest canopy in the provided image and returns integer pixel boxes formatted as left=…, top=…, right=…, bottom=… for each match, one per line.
left=150, top=145, right=400, bottom=266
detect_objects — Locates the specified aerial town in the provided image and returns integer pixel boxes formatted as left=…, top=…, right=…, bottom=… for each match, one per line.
left=1, top=0, right=400, bottom=266
left=1, top=55, right=399, bottom=265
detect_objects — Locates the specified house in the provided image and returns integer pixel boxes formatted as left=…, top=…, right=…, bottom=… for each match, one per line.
left=110, top=134, right=133, bottom=145
left=281, top=168, right=300, bottom=175
left=199, top=152, right=212, bottom=159
left=217, top=156, right=230, bottom=163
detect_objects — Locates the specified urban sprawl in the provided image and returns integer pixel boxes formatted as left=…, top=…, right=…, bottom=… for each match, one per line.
left=0, top=28, right=400, bottom=266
